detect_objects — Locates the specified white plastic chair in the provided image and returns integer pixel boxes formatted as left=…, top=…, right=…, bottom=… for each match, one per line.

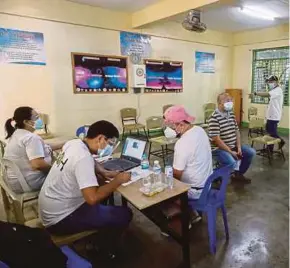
left=0, top=158, right=39, bottom=224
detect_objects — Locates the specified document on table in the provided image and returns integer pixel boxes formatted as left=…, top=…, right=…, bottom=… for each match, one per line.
left=122, top=166, right=153, bottom=186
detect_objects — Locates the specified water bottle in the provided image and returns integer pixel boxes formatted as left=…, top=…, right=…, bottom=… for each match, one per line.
left=153, top=160, right=162, bottom=189
left=141, top=153, right=149, bottom=170
left=165, top=165, right=174, bottom=189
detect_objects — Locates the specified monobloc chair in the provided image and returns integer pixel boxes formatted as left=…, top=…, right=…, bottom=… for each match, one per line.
left=203, top=103, right=216, bottom=124
left=0, top=159, right=39, bottom=224
left=37, top=113, right=54, bottom=140
left=146, top=116, right=177, bottom=166
left=188, top=167, right=231, bottom=254
left=0, top=140, right=5, bottom=158
left=162, top=104, right=174, bottom=114
left=120, top=108, right=147, bottom=140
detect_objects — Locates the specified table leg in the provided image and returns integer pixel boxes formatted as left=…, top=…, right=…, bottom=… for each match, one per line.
left=121, top=196, right=128, bottom=207
left=180, top=192, right=190, bottom=268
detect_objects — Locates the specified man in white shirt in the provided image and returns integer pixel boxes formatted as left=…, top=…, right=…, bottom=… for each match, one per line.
left=39, top=121, right=132, bottom=250
left=251, top=75, right=285, bottom=151
left=163, top=106, right=213, bottom=200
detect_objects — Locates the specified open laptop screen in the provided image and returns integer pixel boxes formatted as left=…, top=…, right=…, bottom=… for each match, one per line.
left=122, top=137, right=146, bottom=161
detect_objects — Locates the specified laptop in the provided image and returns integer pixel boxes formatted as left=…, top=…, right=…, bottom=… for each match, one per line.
left=103, top=137, right=147, bottom=171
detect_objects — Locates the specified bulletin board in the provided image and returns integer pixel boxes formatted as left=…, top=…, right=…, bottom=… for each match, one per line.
left=71, top=53, right=128, bottom=94
left=144, top=59, right=183, bottom=93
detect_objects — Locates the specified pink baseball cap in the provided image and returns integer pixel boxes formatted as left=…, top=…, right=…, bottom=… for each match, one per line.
left=164, top=105, right=195, bottom=124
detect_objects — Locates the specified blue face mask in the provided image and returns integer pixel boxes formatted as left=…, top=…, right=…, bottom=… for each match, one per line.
left=98, top=144, right=114, bottom=158
left=34, top=118, right=44, bottom=130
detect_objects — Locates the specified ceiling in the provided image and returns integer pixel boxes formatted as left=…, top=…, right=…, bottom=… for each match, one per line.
left=68, top=0, right=161, bottom=12
left=173, top=0, right=289, bottom=32
left=69, top=0, right=289, bottom=32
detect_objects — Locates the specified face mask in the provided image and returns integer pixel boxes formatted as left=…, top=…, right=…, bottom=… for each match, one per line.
left=224, top=101, right=233, bottom=112
left=34, top=118, right=44, bottom=130
left=268, top=83, right=276, bottom=90
left=98, top=144, right=114, bottom=157
left=164, top=127, right=177, bottom=139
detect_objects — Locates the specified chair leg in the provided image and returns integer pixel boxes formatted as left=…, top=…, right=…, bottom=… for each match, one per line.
left=122, top=128, right=125, bottom=141
left=221, top=205, right=229, bottom=240
left=207, top=209, right=217, bottom=254
left=266, top=146, right=272, bottom=165
left=280, top=148, right=285, bottom=161
left=1, top=187, right=10, bottom=220
left=12, top=200, right=25, bottom=224
left=148, top=142, right=152, bottom=161
left=161, top=145, right=166, bottom=167
left=143, top=128, right=149, bottom=141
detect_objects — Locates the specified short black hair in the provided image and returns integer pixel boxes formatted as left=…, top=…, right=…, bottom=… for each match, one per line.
left=86, top=120, right=119, bottom=139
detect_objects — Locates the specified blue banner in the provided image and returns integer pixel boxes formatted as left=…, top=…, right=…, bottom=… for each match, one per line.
left=120, top=31, right=151, bottom=58
left=0, top=28, right=46, bottom=65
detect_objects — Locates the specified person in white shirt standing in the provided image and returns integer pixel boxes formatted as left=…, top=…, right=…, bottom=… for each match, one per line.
left=163, top=106, right=213, bottom=200
left=4, top=107, right=52, bottom=193
left=251, top=75, right=285, bottom=151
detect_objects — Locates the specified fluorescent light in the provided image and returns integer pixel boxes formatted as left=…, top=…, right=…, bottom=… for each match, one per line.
left=240, top=6, right=276, bottom=21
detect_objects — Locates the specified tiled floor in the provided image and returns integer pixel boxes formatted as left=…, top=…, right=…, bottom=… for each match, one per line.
left=0, top=129, right=289, bottom=268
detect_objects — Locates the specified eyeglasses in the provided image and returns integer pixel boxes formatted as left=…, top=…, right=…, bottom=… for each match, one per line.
left=104, top=137, right=117, bottom=146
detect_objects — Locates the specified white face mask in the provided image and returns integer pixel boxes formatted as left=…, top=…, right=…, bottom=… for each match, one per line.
left=224, top=101, right=234, bottom=112
left=164, top=127, right=177, bottom=139
left=268, top=83, right=276, bottom=90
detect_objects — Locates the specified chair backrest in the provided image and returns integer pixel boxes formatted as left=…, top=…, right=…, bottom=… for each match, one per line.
left=146, top=116, right=163, bottom=130
left=204, top=109, right=214, bottom=123
left=0, top=158, right=32, bottom=193
left=249, top=118, right=264, bottom=129
left=39, top=113, right=49, bottom=134
left=248, top=107, right=258, bottom=120
left=0, top=140, right=6, bottom=158
left=197, top=167, right=231, bottom=206
left=203, top=103, right=216, bottom=111
left=163, top=104, right=173, bottom=114
left=120, top=108, right=137, bottom=119
left=120, top=108, right=138, bottom=126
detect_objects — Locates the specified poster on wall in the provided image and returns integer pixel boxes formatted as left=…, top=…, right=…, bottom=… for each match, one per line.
left=195, top=51, right=215, bottom=73
left=72, top=53, right=128, bottom=94
left=120, top=31, right=152, bottom=58
left=0, top=28, right=46, bottom=65
left=145, top=60, right=183, bottom=93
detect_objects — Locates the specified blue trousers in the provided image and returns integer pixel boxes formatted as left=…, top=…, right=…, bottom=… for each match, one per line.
left=47, top=202, right=132, bottom=235
left=266, top=120, right=285, bottom=151
left=213, top=145, right=256, bottom=174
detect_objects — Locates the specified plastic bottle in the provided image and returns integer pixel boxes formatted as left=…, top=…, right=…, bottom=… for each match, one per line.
left=141, top=153, right=149, bottom=169
left=165, top=165, right=174, bottom=189
left=153, top=160, right=162, bottom=189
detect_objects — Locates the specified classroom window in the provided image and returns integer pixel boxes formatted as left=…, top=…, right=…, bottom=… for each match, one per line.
left=251, top=46, right=289, bottom=106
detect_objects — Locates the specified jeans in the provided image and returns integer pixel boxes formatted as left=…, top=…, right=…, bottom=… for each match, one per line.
left=266, top=120, right=285, bottom=151
left=47, top=202, right=132, bottom=235
left=212, top=145, right=256, bottom=174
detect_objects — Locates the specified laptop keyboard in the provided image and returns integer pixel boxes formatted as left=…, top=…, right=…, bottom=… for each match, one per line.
left=104, top=159, right=136, bottom=171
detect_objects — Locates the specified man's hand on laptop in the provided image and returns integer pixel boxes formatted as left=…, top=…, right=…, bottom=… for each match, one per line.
left=115, top=172, right=131, bottom=184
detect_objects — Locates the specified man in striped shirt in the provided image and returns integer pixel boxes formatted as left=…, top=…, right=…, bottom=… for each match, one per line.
left=208, top=93, right=256, bottom=183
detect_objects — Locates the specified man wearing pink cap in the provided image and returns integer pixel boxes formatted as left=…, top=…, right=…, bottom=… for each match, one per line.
left=164, top=105, right=213, bottom=201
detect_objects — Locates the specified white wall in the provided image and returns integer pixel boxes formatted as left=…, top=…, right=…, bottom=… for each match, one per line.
left=0, top=8, right=232, bottom=138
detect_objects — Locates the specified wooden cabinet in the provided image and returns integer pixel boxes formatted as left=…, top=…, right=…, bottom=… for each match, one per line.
left=225, top=89, right=243, bottom=125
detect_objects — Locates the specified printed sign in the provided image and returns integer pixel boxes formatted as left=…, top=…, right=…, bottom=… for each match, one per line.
left=0, top=28, right=46, bottom=65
